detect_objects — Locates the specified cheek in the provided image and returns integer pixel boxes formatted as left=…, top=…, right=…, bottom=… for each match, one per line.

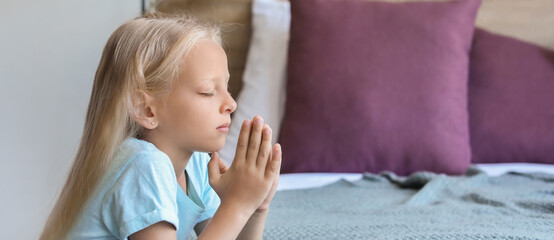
left=164, top=93, right=217, bottom=130
left=180, top=103, right=213, bottom=129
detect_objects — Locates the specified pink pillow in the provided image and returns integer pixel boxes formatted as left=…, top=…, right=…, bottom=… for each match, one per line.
left=278, top=0, right=481, bottom=175
left=469, top=29, right=554, bottom=164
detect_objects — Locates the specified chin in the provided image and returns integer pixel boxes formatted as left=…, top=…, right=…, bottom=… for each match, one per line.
left=208, top=146, right=224, bottom=153
left=204, top=142, right=225, bottom=153
left=195, top=136, right=226, bottom=153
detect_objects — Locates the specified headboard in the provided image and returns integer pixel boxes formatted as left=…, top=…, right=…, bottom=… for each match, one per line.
left=156, top=0, right=253, bottom=99
left=154, top=0, right=554, bottom=99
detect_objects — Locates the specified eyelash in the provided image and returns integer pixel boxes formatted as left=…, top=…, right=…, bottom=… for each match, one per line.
left=200, top=86, right=230, bottom=97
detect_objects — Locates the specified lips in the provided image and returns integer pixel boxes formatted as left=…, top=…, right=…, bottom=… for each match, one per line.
left=217, top=122, right=230, bottom=133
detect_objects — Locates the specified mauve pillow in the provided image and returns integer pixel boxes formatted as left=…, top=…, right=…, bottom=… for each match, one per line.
left=469, top=28, right=554, bottom=164
left=278, top=0, right=481, bottom=175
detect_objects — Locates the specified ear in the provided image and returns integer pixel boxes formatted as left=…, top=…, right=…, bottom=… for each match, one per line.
left=132, top=90, right=158, bottom=129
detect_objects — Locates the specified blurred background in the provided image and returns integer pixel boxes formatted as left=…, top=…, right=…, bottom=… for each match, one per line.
left=1, top=1, right=140, bottom=238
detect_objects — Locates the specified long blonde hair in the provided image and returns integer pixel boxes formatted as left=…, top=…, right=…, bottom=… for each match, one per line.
left=40, top=13, right=222, bottom=240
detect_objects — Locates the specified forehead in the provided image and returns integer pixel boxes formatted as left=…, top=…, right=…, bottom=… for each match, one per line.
left=178, top=39, right=230, bottom=84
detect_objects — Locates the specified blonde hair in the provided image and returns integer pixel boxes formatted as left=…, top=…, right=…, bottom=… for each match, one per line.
left=40, top=13, right=222, bottom=240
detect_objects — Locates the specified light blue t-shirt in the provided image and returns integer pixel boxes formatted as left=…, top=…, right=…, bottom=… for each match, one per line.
left=67, top=138, right=220, bottom=239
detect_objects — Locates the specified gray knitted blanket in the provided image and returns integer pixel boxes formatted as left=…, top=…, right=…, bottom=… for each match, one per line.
left=263, top=167, right=554, bottom=239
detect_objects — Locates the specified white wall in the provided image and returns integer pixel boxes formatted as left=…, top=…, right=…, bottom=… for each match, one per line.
left=0, top=0, right=141, bottom=238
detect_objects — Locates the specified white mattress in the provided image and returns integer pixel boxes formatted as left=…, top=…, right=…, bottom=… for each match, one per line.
left=277, top=163, right=554, bottom=191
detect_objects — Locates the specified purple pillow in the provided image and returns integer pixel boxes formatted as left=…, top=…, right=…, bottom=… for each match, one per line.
left=469, top=29, right=554, bottom=164
left=278, top=0, right=481, bottom=175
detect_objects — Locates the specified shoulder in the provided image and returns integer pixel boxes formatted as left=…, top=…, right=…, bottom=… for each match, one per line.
left=106, top=138, right=177, bottom=196
left=114, top=138, right=175, bottom=178
left=102, top=138, right=178, bottom=209
left=101, top=138, right=180, bottom=238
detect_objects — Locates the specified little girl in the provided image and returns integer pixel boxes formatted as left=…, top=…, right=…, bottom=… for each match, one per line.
left=40, top=13, right=281, bottom=240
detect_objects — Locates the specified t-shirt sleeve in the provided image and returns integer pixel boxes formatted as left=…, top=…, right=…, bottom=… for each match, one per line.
left=197, top=152, right=221, bottom=223
left=101, top=151, right=179, bottom=240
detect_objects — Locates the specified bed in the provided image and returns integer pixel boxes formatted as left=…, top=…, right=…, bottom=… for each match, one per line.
left=268, top=164, right=554, bottom=239
left=155, top=0, right=554, bottom=239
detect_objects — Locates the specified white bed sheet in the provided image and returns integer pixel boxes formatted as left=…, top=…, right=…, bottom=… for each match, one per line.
left=277, top=163, right=554, bottom=191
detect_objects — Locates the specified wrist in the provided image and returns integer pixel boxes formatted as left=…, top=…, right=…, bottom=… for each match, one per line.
left=220, top=200, right=256, bottom=220
left=199, top=201, right=254, bottom=240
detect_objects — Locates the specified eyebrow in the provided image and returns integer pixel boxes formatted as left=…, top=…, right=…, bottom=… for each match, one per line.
left=202, top=75, right=231, bottom=83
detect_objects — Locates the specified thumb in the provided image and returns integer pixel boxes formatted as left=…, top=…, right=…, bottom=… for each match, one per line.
left=268, top=144, right=282, bottom=176
left=217, top=153, right=229, bottom=173
left=208, top=152, right=222, bottom=182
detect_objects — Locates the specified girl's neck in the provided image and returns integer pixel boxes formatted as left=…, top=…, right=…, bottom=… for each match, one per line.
left=163, top=147, right=192, bottom=180
left=140, top=135, right=193, bottom=180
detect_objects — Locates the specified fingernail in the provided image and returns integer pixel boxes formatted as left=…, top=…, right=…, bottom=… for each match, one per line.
left=244, top=119, right=251, bottom=127
left=264, top=127, right=271, bottom=135
left=255, top=116, right=263, bottom=125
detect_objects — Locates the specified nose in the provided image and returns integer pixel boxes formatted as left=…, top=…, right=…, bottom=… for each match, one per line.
left=221, top=91, right=237, bottom=114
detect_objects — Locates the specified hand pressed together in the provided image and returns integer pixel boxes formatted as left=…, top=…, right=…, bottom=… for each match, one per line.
left=208, top=116, right=282, bottom=216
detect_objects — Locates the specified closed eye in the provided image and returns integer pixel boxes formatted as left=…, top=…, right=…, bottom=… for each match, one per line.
left=201, top=92, right=215, bottom=97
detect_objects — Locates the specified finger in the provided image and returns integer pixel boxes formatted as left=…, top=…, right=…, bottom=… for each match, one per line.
left=234, top=119, right=252, bottom=165
left=256, top=124, right=273, bottom=169
left=246, top=116, right=264, bottom=165
left=266, top=143, right=282, bottom=178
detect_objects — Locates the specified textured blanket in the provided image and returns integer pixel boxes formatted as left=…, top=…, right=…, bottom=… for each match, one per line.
left=263, top=167, right=554, bottom=239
